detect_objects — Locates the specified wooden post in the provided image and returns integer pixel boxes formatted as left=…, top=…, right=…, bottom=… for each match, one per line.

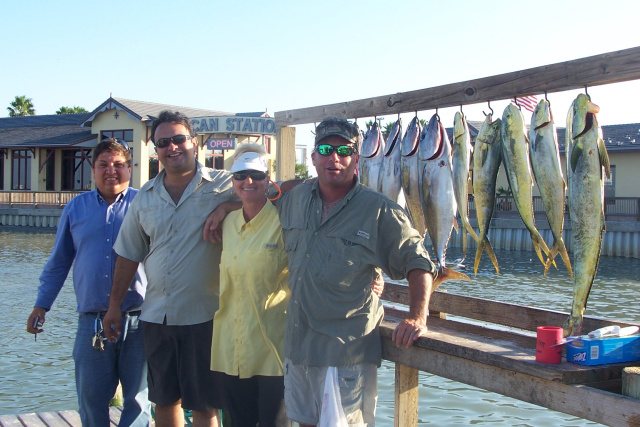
left=394, top=363, right=419, bottom=427
left=622, top=367, right=640, bottom=399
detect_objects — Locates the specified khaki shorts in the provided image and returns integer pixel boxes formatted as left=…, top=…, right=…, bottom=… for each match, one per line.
left=283, top=358, right=377, bottom=426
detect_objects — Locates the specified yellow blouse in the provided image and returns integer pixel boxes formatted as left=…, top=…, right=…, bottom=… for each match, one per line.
left=210, top=201, right=289, bottom=378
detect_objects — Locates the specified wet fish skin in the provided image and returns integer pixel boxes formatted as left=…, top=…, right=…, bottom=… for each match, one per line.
left=400, top=117, right=425, bottom=236
left=359, top=121, right=384, bottom=191
left=452, top=111, right=479, bottom=261
left=380, top=119, right=406, bottom=207
left=501, top=103, right=550, bottom=267
left=419, top=113, right=458, bottom=270
left=529, top=100, right=572, bottom=278
left=563, top=95, right=610, bottom=337
left=471, top=115, right=501, bottom=275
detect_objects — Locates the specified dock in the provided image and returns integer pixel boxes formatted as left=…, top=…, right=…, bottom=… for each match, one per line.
left=0, top=407, right=121, bottom=426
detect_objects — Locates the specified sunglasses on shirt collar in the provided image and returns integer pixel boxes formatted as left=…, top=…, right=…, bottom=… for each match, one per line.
left=154, top=134, right=193, bottom=149
left=315, top=144, right=358, bottom=157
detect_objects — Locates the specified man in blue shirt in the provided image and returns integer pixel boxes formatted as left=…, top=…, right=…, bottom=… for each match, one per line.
left=27, top=139, right=150, bottom=426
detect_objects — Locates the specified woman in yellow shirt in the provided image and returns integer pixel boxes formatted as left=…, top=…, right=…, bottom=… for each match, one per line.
left=210, top=144, right=290, bottom=426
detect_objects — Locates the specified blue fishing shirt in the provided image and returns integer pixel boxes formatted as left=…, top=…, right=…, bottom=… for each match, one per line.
left=35, top=188, right=146, bottom=313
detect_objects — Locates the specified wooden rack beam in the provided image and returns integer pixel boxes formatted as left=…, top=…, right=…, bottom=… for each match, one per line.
left=275, top=46, right=640, bottom=126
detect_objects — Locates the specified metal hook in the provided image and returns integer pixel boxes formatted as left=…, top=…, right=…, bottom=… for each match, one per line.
left=514, top=97, right=521, bottom=110
left=387, top=96, right=402, bottom=108
left=460, top=105, right=463, bottom=113
left=584, top=85, right=590, bottom=99
left=414, top=111, right=418, bottom=119
left=482, top=100, right=494, bottom=117
left=435, top=108, right=441, bottom=122
left=544, top=92, right=551, bottom=107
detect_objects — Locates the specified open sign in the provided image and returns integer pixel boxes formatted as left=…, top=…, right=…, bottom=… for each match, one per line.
left=207, top=138, right=237, bottom=150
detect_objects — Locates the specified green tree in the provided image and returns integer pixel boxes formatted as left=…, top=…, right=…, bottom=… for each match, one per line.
left=56, top=106, right=89, bottom=114
left=7, top=95, right=35, bottom=117
left=295, top=163, right=310, bottom=179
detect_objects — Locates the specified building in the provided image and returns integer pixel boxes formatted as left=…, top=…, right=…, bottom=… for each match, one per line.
left=0, top=97, right=295, bottom=192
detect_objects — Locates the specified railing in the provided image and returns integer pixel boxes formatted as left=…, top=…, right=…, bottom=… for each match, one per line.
left=380, top=282, right=640, bottom=426
left=0, top=191, right=83, bottom=209
left=468, top=195, right=640, bottom=221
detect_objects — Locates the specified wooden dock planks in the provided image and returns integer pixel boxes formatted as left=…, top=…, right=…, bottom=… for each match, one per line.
left=0, top=408, right=130, bottom=427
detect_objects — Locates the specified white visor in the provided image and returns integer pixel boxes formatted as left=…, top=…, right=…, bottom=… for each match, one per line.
left=230, top=151, right=268, bottom=173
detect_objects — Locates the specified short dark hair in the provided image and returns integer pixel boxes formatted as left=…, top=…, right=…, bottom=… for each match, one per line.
left=93, top=138, right=132, bottom=167
left=150, top=111, right=195, bottom=143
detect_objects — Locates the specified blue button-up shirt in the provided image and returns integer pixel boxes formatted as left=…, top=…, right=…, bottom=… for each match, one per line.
left=35, top=188, right=146, bottom=313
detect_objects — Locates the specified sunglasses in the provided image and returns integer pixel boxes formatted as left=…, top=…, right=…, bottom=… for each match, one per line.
left=101, top=137, right=130, bottom=151
left=315, top=144, right=358, bottom=157
left=154, top=134, right=193, bottom=149
left=232, top=170, right=268, bottom=181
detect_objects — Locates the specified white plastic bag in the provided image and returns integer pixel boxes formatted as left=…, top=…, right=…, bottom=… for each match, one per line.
left=319, top=366, right=348, bottom=427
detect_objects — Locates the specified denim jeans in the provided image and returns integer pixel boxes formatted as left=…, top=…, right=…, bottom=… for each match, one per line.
left=73, top=312, right=150, bottom=426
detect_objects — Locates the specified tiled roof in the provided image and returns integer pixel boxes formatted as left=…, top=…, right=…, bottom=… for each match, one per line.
left=0, top=114, right=93, bottom=149
left=0, top=113, right=87, bottom=129
left=82, top=97, right=235, bottom=126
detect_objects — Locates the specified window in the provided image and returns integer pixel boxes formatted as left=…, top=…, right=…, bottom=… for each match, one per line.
left=43, top=149, right=55, bottom=191
left=101, top=129, right=133, bottom=142
left=12, top=150, right=31, bottom=190
left=61, top=149, right=92, bottom=191
left=604, top=165, right=616, bottom=198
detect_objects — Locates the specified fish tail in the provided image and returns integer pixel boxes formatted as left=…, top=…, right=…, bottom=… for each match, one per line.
left=432, top=266, right=471, bottom=291
left=531, top=233, right=551, bottom=268
left=473, top=235, right=499, bottom=276
left=562, top=308, right=585, bottom=338
left=545, top=238, right=573, bottom=279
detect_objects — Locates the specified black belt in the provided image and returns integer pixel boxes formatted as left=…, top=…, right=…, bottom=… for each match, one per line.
left=84, top=310, right=141, bottom=317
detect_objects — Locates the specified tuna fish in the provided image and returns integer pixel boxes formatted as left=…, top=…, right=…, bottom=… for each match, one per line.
left=379, top=119, right=406, bottom=207
left=359, top=121, right=385, bottom=191
left=564, top=94, right=610, bottom=337
left=452, top=111, right=479, bottom=261
left=501, top=103, right=551, bottom=267
left=471, top=115, right=501, bottom=275
left=400, top=117, right=426, bottom=236
left=529, top=100, right=572, bottom=278
left=419, top=113, right=458, bottom=270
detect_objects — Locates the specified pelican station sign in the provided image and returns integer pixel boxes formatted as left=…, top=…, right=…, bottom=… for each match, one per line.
left=191, top=116, right=277, bottom=135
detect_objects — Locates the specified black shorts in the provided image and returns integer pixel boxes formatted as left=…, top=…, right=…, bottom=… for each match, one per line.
left=220, top=373, right=289, bottom=427
left=142, top=320, right=226, bottom=411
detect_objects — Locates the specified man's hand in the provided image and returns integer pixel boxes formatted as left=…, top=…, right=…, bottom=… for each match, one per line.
left=103, top=307, right=122, bottom=343
left=27, top=307, right=46, bottom=334
left=371, top=270, right=385, bottom=298
left=203, top=201, right=242, bottom=243
left=391, top=317, right=428, bottom=349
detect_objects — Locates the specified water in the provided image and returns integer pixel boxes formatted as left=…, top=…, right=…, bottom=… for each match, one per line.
left=2, top=229, right=639, bottom=425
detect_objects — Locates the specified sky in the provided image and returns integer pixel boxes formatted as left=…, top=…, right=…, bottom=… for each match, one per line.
left=2, top=0, right=640, bottom=174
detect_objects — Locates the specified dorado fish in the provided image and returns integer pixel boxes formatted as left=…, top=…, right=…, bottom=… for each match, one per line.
left=419, top=113, right=458, bottom=270
left=400, top=116, right=426, bottom=236
left=359, top=121, right=384, bottom=191
left=379, top=119, right=406, bottom=207
left=452, top=111, right=479, bottom=261
left=564, top=94, right=610, bottom=337
left=501, top=103, right=550, bottom=267
left=471, top=115, right=501, bottom=275
left=529, top=99, right=572, bottom=278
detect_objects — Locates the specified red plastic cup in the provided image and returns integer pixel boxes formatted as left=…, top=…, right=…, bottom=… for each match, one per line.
left=536, top=326, right=563, bottom=363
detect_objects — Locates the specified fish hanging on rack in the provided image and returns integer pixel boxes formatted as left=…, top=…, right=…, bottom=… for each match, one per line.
left=452, top=111, right=479, bottom=262
left=471, top=114, right=501, bottom=275
left=501, top=103, right=551, bottom=268
left=564, top=93, right=610, bottom=337
left=529, top=99, right=572, bottom=278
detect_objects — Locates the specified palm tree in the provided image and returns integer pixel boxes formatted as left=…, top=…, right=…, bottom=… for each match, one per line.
left=7, top=95, right=35, bottom=117
left=56, top=106, right=89, bottom=114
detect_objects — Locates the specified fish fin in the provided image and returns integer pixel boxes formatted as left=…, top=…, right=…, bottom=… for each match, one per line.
left=532, top=133, right=544, bottom=152
left=481, top=145, right=489, bottom=167
left=598, top=137, right=611, bottom=179
left=570, top=142, right=583, bottom=173
left=453, top=217, right=459, bottom=233
left=543, top=238, right=572, bottom=278
left=433, top=266, right=471, bottom=291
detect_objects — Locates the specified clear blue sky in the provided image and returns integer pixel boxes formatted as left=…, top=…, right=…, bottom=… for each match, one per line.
left=2, top=0, right=639, bottom=157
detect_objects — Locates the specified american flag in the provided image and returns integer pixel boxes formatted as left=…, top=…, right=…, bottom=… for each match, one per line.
left=515, top=95, right=538, bottom=113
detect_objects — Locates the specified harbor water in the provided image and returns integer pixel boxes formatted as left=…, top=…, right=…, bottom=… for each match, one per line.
left=2, top=229, right=639, bottom=425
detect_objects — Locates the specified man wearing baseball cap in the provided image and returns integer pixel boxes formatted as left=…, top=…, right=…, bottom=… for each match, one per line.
left=278, top=116, right=436, bottom=426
